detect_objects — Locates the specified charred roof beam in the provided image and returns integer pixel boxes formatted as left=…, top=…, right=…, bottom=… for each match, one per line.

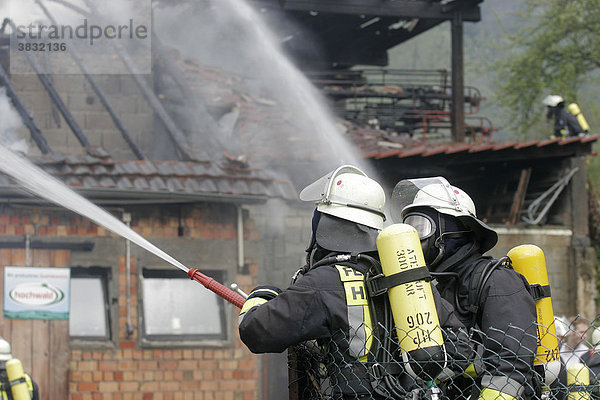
left=0, top=64, right=52, bottom=154
left=80, top=0, right=194, bottom=162
left=274, top=0, right=482, bottom=22
left=49, top=0, right=195, bottom=161
left=326, top=18, right=443, bottom=68
left=5, top=19, right=92, bottom=148
left=34, top=0, right=147, bottom=160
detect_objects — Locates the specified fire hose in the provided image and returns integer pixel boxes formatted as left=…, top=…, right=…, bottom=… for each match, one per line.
left=188, top=268, right=246, bottom=309
left=0, top=143, right=247, bottom=311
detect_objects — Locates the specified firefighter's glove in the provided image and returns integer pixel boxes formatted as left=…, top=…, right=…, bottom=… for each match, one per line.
left=240, top=286, right=282, bottom=315
left=248, top=286, right=282, bottom=301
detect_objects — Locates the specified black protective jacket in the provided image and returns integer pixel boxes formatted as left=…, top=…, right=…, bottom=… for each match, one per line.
left=239, top=256, right=472, bottom=398
left=433, top=242, right=538, bottom=398
left=548, top=106, right=584, bottom=137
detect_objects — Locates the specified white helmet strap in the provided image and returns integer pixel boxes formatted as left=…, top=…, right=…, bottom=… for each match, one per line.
left=437, top=178, right=470, bottom=215
left=325, top=194, right=387, bottom=220
left=442, top=180, right=458, bottom=210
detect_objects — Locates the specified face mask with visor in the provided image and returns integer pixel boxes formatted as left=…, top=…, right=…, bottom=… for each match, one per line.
left=403, top=207, right=474, bottom=268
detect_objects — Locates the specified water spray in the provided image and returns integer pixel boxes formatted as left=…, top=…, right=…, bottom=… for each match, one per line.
left=0, top=144, right=246, bottom=308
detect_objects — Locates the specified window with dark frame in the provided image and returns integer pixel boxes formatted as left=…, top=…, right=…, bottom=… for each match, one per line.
left=141, top=268, right=227, bottom=342
left=69, top=267, right=111, bottom=341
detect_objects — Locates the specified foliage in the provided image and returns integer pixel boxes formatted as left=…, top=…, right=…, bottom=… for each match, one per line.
left=493, top=0, right=600, bottom=137
left=588, top=176, right=600, bottom=308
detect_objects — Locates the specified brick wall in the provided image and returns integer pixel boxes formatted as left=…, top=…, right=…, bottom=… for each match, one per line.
left=0, top=202, right=263, bottom=400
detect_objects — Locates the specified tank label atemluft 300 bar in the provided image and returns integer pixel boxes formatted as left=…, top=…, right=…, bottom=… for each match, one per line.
left=376, top=224, right=444, bottom=353
left=392, top=247, right=440, bottom=351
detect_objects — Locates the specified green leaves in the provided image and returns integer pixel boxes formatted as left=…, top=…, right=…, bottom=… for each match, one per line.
left=493, top=0, right=600, bottom=137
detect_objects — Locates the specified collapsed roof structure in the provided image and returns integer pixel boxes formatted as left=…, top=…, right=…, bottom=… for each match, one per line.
left=0, top=2, right=597, bottom=399
left=0, top=0, right=597, bottom=225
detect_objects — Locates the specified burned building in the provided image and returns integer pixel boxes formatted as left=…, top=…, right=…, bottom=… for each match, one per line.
left=0, top=0, right=597, bottom=399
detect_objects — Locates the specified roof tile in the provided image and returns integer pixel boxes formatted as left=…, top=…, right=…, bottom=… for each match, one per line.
left=115, top=177, right=134, bottom=190
left=148, top=177, right=168, bottom=191
left=216, top=179, right=233, bottom=194
left=132, top=177, right=150, bottom=191
left=165, top=177, right=184, bottom=192
left=99, top=177, right=116, bottom=188
left=194, top=178, right=218, bottom=193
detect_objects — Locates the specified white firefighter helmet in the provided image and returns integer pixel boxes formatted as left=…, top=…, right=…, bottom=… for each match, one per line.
left=299, top=165, right=386, bottom=230
left=543, top=95, right=564, bottom=107
left=390, top=177, right=497, bottom=253
left=0, top=337, right=12, bottom=361
left=554, top=316, right=569, bottom=338
left=590, top=326, right=600, bottom=350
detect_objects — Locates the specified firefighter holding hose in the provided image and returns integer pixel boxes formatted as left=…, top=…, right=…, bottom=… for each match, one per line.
left=0, top=337, right=39, bottom=400
left=238, top=165, right=472, bottom=399
left=391, top=177, right=538, bottom=399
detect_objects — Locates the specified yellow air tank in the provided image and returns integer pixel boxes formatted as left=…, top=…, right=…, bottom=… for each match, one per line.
left=507, top=244, right=560, bottom=387
left=568, top=103, right=590, bottom=132
left=376, top=223, right=445, bottom=381
left=567, top=363, right=591, bottom=400
left=5, top=358, right=30, bottom=400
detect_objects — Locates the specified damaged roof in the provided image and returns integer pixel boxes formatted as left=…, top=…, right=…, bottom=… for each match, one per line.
left=347, top=126, right=600, bottom=162
left=249, top=0, right=483, bottom=69
left=0, top=152, right=299, bottom=204
left=2, top=5, right=595, bottom=206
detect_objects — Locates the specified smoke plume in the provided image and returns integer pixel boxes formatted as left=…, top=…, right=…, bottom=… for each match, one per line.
left=0, top=88, right=29, bottom=154
left=153, top=0, right=374, bottom=188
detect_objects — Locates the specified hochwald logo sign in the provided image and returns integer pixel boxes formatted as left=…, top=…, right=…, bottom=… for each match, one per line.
left=9, top=283, right=65, bottom=306
left=4, top=266, right=70, bottom=320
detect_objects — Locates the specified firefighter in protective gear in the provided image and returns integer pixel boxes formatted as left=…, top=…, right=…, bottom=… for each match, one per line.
left=0, top=337, right=39, bottom=400
left=581, top=326, right=600, bottom=385
left=391, top=177, right=538, bottom=400
left=238, top=165, right=471, bottom=399
left=543, top=95, right=588, bottom=138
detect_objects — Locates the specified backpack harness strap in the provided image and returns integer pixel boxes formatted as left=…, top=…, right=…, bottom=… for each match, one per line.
left=465, top=257, right=510, bottom=329
left=528, top=284, right=551, bottom=301
left=467, top=260, right=491, bottom=316
left=366, top=267, right=432, bottom=297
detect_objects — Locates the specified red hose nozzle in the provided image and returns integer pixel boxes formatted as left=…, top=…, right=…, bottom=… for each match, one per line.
left=188, top=268, right=246, bottom=309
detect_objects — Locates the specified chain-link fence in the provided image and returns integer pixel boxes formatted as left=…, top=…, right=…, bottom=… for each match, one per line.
left=287, top=315, right=600, bottom=400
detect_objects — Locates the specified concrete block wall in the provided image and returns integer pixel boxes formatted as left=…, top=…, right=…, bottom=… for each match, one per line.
left=247, top=195, right=596, bottom=317
left=246, top=200, right=312, bottom=289
left=9, top=73, right=155, bottom=160
left=0, top=201, right=262, bottom=400
left=490, top=226, right=580, bottom=317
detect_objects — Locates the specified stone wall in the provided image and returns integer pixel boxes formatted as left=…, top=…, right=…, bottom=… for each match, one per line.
left=490, top=226, right=596, bottom=319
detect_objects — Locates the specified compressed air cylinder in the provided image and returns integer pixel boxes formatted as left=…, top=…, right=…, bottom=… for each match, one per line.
left=567, top=362, right=591, bottom=400
left=508, top=244, right=560, bottom=387
left=568, top=103, right=590, bottom=132
left=6, top=358, right=30, bottom=400
left=376, top=223, right=445, bottom=380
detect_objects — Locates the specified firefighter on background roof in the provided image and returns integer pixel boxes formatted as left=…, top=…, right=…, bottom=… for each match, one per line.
left=238, top=165, right=472, bottom=399
left=543, top=95, right=589, bottom=139
left=391, top=177, right=538, bottom=399
left=0, top=337, right=39, bottom=400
